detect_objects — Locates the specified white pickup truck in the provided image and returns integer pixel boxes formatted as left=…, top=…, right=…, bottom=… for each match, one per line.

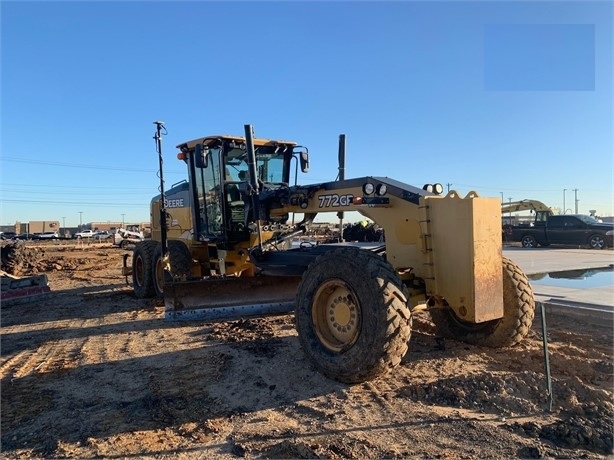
left=112, top=228, right=144, bottom=249
left=73, top=229, right=95, bottom=239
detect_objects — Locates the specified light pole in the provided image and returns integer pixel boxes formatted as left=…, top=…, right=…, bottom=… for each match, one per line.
left=121, top=214, right=125, bottom=228
left=573, top=188, right=579, bottom=214
left=79, top=211, right=83, bottom=229
left=563, top=189, right=567, bottom=215
left=508, top=197, right=512, bottom=224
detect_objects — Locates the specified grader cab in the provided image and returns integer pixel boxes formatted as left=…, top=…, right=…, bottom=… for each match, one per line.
left=124, top=122, right=535, bottom=383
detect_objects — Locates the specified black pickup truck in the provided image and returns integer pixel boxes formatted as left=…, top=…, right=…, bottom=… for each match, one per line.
left=511, top=214, right=614, bottom=249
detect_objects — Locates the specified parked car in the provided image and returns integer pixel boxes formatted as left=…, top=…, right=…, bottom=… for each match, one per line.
left=0, top=231, right=17, bottom=240
left=14, top=233, right=34, bottom=240
left=73, top=229, right=95, bottom=239
left=92, top=231, right=112, bottom=241
left=37, top=231, right=60, bottom=239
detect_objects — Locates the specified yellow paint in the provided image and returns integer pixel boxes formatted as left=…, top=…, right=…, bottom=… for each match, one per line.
left=424, top=191, right=503, bottom=322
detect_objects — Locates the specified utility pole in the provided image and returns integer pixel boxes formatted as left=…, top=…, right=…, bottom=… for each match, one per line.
left=563, top=189, right=567, bottom=215
left=508, top=197, right=512, bottom=224
left=62, top=216, right=66, bottom=236
left=121, top=214, right=125, bottom=227
left=573, top=189, right=579, bottom=214
left=500, top=192, right=504, bottom=202
left=79, top=211, right=83, bottom=229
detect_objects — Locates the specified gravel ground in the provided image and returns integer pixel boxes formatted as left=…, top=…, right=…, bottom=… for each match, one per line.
left=1, top=240, right=612, bottom=459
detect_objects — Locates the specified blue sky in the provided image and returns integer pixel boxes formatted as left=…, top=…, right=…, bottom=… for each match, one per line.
left=1, top=1, right=612, bottom=228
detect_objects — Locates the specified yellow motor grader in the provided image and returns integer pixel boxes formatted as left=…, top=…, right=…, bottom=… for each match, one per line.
left=123, top=122, right=535, bottom=383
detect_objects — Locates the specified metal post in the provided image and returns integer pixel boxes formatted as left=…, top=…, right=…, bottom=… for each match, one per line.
left=508, top=197, right=512, bottom=223
left=573, top=189, right=579, bottom=214
left=153, top=121, right=168, bottom=257
left=337, top=134, right=346, bottom=242
left=244, top=124, right=263, bottom=252
left=563, top=189, right=566, bottom=215
left=539, top=302, right=553, bottom=412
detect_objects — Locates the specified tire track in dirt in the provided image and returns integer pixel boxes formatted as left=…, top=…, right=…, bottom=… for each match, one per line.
left=0, top=349, right=40, bottom=380
left=1, top=326, right=90, bottom=379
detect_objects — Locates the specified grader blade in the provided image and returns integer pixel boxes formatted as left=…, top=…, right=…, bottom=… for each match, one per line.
left=164, top=275, right=302, bottom=321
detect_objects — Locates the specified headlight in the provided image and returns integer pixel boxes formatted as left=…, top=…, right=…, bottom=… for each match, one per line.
left=376, top=184, right=387, bottom=196
left=606, top=230, right=613, bottom=236
left=422, top=183, right=444, bottom=195
left=363, top=183, right=375, bottom=195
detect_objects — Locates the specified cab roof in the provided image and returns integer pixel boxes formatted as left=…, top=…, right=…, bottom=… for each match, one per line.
left=176, top=135, right=297, bottom=151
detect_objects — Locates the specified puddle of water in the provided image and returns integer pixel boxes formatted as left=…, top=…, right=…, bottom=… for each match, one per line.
left=529, top=266, right=614, bottom=289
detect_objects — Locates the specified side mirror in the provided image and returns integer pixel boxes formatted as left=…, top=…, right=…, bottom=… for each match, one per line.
left=194, top=144, right=209, bottom=168
left=300, top=151, right=309, bottom=173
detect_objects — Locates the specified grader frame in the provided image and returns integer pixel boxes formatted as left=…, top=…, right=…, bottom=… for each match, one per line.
left=124, top=123, right=535, bottom=383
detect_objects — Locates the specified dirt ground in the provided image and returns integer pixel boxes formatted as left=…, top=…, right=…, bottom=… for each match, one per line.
left=1, top=240, right=612, bottom=459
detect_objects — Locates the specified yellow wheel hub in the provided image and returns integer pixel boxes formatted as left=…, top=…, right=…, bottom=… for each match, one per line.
left=312, top=280, right=360, bottom=351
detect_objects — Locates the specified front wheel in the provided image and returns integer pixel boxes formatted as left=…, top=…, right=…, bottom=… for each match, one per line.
left=588, top=234, right=606, bottom=249
left=521, top=235, right=538, bottom=248
left=295, top=247, right=412, bottom=383
left=430, top=257, right=535, bottom=348
left=153, top=240, right=193, bottom=297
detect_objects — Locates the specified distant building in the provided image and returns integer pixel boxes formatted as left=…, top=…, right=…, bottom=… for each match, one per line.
left=87, top=221, right=150, bottom=236
left=90, top=222, right=123, bottom=232
left=15, top=220, right=60, bottom=234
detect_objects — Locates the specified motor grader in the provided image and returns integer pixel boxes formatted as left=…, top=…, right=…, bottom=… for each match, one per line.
left=124, top=122, right=535, bottom=383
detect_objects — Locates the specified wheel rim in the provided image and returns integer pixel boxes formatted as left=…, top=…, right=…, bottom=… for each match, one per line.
left=311, top=279, right=360, bottom=352
left=135, top=256, right=145, bottom=287
left=591, top=237, right=604, bottom=249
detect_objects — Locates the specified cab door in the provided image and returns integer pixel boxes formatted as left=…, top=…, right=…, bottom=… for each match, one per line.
left=189, top=146, right=225, bottom=240
left=547, top=216, right=586, bottom=245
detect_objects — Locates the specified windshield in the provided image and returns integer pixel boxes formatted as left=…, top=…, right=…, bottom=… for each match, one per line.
left=576, top=215, right=600, bottom=225
left=225, top=146, right=287, bottom=184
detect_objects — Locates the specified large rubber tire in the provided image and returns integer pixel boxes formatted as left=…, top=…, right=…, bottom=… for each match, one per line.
left=430, top=256, right=535, bottom=348
left=153, top=240, right=193, bottom=297
left=521, top=235, right=538, bottom=248
left=295, top=247, right=412, bottom=383
left=132, top=240, right=159, bottom=299
left=588, top=234, right=606, bottom=249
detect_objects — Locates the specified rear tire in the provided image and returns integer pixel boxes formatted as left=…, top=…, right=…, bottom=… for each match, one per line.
left=295, top=247, right=412, bottom=383
left=153, top=240, right=193, bottom=297
left=588, top=234, right=606, bottom=249
left=521, top=235, right=538, bottom=248
left=132, top=240, right=159, bottom=299
left=430, top=257, right=535, bottom=347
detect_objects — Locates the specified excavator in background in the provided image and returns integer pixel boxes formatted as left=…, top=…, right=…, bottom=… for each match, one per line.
left=501, top=199, right=554, bottom=243
left=122, top=122, right=535, bottom=383
left=501, top=199, right=554, bottom=225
